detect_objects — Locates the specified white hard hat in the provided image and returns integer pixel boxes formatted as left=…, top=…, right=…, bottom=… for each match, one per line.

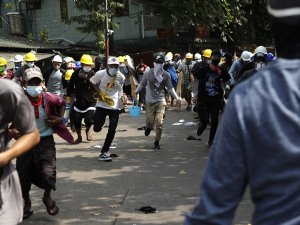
left=241, top=51, right=252, bottom=61
left=254, top=46, right=267, bottom=56
left=13, top=54, right=23, bottom=63
left=107, top=56, right=119, bottom=65
left=63, top=56, right=75, bottom=64
left=52, top=55, right=63, bottom=63
left=165, top=54, right=172, bottom=62
left=194, top=53, right=202, bottom=60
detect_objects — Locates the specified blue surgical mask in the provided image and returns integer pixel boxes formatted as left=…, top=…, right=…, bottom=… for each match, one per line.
left=26, top=86, right=43, bottom=97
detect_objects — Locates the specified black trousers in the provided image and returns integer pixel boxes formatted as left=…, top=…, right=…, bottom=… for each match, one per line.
left=197, top=101, right=221, bottom=145
left=73, top=109, right=95, bottom=129
left=93, top=107, right=120, bottom=153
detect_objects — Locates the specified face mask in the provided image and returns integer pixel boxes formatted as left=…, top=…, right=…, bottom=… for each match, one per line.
left=26, top=62, right=34, bottom=68
left=108, top=67, right=119, bottom=76
left=26, top=86, right=43, bottom=97
left=14, top=63, right=22, bottom=70
left=212, top=59, right=220, bottom=66
left=0, top=66, right=5, bottom=73
left=154, top=62, right=163, bottom=75
left=207, top=60, right=212, bottom=64
left=255, top=62, right=265, bottom=71
left=82, top=66, right=92, bottom=73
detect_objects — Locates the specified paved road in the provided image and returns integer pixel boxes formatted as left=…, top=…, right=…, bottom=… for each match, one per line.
left=21, top=104, right=253, bottom=225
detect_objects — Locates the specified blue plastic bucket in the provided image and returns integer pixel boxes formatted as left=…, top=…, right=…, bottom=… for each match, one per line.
left=128, top=105, right=141, bottom=118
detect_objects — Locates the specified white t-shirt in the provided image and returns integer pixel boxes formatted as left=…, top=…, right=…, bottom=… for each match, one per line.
left=89, top=69, right=125, bottom=110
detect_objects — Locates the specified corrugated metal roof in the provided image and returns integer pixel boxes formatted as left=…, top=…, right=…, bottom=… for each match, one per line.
left=0, top=35, right=68, bottom=50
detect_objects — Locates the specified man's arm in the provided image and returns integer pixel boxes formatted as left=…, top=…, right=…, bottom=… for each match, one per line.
left=135, top=70, right=148, bottom=94
left=0, top=130, right=40, bottom=167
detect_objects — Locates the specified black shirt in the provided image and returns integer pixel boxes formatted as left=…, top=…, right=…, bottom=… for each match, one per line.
left=66, top=68, right=97, bottom=110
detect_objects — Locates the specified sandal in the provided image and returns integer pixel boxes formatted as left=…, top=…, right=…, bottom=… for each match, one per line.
left=42, top=198, right=59, bottom=216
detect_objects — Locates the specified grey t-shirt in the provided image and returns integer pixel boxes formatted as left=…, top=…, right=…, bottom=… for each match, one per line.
left=47, top=69, right=64, bottom=97
left=137, top=68, right=173, bottom=103
left=0, top=79, right=36, bottom=208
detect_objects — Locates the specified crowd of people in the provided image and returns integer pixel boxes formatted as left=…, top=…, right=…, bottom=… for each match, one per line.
left=0, top=44, right=276, bottom=223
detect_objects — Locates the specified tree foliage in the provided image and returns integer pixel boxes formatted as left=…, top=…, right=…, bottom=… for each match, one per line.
left=72, top=0, right=272, bottom=51
left=136, top=0, right=271, bottom=48
left=72, top=0, right=126, bottom=51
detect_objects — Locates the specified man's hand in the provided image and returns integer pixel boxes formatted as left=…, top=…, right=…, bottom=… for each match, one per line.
left=9, top=128, right=22, bottom=140
left=176, top=98, right=182, bottom=108
left=45, top=115, right=63, bottom=127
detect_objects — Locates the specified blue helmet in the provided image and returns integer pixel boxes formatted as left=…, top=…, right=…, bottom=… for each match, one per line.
left=75, top=61, right=81, bottom=68
left=266, top=53, right=274, bottom=62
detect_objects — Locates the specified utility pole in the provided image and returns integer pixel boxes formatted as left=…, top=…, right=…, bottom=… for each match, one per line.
left=105, top=0, right=109, bottom=65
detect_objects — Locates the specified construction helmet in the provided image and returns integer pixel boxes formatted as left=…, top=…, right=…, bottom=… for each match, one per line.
left=63, top=56, right=75, bottom=64
left=80, top=54, right=94, bottom=65
left=13, top=54, right=23, bottom=63
left=202, top=49, right=212, bottom=58
left=107, top=56, right=120, bottom=65
left=185, top=53, right=193, bottom=59
left=24, top=52, right=37, bottom=62
left=52, top=55, right=63, bottom=63
left=194, top=53, right=202, bottom=60
left=118, top=56, right=125, bottom=63
left=0, top=57, right=7, bottom=66
left=241, top=51, right=252, bottom=61
left=166, top=52, right=173, bottom=59
left=65, top=69, right=74, bottom=81
left=174, top=53, right=181, bottom=58
left=267, top=53, right=274, bottom=61
left=254, top=46, right=267, bottom=56
left=75, top=61, right=81, bottom=68
left=165, top=54, right=172, bottom=62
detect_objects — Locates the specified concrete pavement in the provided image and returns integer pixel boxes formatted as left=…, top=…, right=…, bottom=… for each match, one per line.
left=20, top=103, right=253, bottom=225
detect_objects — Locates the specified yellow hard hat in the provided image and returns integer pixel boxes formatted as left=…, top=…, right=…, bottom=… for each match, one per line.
left=80, top=54, right=94, bottom=65
left=65, top=69, right=74, bottom=81
left=185, top=53, right=193, bottom=59
left=0, top=57, right=7, bottom=66
left=202, top=49, right=212, bottom=58
left=24, top=52, right=37, bottom=62
left=118, top=56, right=125, bottom=63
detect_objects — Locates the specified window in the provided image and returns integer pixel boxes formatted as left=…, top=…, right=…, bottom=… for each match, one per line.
left=60, top=0, right=68, bottom=21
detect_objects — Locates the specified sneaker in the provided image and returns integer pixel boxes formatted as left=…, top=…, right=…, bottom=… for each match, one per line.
left=145, top=128, right=151, bottom=136
left=98, top=153, right=112, bottom=162
left=154, top=140, right=162, bottom=149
